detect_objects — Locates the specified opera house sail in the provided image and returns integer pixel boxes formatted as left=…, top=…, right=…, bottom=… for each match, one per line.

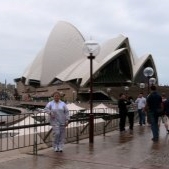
left=14, top=21, right=158, bottom=102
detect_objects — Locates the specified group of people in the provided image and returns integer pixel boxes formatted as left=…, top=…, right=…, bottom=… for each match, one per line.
left=118, top=93, right=135, bottom=134
left=43, top=86, right=169, bottom=153
left=118, top=85, right=169, bottom=142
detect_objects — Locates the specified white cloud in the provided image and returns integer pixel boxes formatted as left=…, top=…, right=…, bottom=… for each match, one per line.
left=0, top=0, right=169, bottom=85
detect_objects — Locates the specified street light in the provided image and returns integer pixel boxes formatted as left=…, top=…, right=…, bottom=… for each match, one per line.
left=107, top=88, right=111, bottom=95
left=107, top=88, right=111, bottom=101
left=72, top=90, right=76, bottom=102
left=4, top=79, right=7, bottom=106
left=149, top=77, right=156, bottom=86
left=83, top=39, right=100, bottom=144
left=124, top=86, right=129, bottom=95
left=143, top=67, right=154, bottom=94
left=139, top=83, right=145, bottom=93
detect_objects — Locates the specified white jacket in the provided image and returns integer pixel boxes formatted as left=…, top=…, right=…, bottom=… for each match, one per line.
left=44, top=100, right=69, bottom=126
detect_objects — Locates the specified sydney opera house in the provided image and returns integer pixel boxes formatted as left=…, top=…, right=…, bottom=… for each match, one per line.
left=14, top=21, right=158, bottom=102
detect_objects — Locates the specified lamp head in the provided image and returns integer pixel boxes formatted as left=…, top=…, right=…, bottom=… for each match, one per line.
left=149, top=77, right=156, bottom=85
left=124, top=86, right=129, bottom=91
left=83, top=40, right=100, bottom=56
left=143, top=67, right=154, bottom=77
left=139, top=83, right=145, bottom=89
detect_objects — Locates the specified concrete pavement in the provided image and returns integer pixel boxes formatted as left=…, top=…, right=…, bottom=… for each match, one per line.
left=0, top=123, right=169, bottom=169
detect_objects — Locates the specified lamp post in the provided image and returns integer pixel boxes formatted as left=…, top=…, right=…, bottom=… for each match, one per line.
left=143, top=67, right=154, bottom=94
left=149, top=77, right=156, bottom=86
left=4, top=79, right=7, bottom=106
left=106, top=88, right=111, bottom=101
left=83, top=40, right=100, bottom=144
left=60, top=91, right=65, bottom=101
left=72, top=90, right=75, bottom=102
left=139, top=83, right=145, bottom=93
left=124, top=86, right=129, bottom=95
left=107, top=88, right=111, bottom=95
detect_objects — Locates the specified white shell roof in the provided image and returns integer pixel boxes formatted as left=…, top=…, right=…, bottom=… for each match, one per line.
left=27, top=21, right=85, bottom=86
left=20, top=21, right=157, bottom=86
left=96, top=35, right=126, bottom=62
left=23, top=49, right=44, bottom=83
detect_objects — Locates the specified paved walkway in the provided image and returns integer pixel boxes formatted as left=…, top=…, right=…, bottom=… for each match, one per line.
left=0, top=124, right=169, bottom=169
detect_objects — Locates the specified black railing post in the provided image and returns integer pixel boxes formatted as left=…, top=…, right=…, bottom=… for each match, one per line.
left=33, top=114, right=37, bottom=155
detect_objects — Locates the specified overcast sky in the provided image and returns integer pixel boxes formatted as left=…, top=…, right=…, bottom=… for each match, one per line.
left=0, top=0, right=169, bottom=85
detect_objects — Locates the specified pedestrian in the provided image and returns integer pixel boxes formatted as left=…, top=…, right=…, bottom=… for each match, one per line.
left=118, top=93, right=130, bottom=133
left=127, top=96, right=136, bottom=134
left=44, top=91, right=70, bottom=152
left=158, top=93, right=166, bottom=128
left=135, top=93, right=146, bottom=126
left=162, top=93, right=169, bottom=134
left=146, top=85, right=162, bottom=142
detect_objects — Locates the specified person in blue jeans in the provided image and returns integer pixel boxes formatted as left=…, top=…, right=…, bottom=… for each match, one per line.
left=146, top=85, right=162, bottom=142
left=135, top=93, right=146, bottom=126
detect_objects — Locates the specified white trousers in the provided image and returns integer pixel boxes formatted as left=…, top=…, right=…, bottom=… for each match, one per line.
left=52, top=125, right=66, bottom=150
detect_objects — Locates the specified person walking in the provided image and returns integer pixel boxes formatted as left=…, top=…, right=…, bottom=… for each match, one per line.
left=158, top=93, right=166, bottom=128
left=135, top=93, right=146, bottom=126
left=162, top=93, right=169, bottom=134
left=127, top=96, right=136, bottom=134
left=118, top=93, right=130, bottom=133
left=44, top=91, right=70, bottom=152
left=146, top=85, right=162, bottom=142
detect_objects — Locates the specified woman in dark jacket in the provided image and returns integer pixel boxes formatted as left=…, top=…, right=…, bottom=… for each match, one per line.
left=118, top=93, right=130, bottom=133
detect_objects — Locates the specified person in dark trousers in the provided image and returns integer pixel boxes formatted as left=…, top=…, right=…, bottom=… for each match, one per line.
left=127, top=96, right=136, bottom=134
left=118, top=93, right=130, bottom=133
left=146, top=85, right=162, bottom=142
left=158, top=93, right=167, bottom=130
left=162, top=93, right=169, bottom=133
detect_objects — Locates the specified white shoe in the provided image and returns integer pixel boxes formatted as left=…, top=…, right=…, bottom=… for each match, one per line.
left=58, top=147, right=63, bottom=152
left=54, top=147, right=59, bottom=152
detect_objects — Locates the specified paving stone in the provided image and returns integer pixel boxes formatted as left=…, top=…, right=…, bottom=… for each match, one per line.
left=0, top=124, right=169, bottom=169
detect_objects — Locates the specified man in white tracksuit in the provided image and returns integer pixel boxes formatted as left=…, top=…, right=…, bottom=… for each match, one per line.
left=45, top=91, right=69, bottom=152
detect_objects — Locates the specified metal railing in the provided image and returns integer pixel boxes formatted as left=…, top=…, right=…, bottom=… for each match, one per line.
left=0, top=108, right=120, bottom=154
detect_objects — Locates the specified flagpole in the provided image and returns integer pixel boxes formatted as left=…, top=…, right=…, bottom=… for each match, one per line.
left=4, top=79, right=6, bottom=106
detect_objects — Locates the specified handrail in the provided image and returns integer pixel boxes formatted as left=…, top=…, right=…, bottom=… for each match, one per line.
left=0, top=110, right=120, bottom=154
